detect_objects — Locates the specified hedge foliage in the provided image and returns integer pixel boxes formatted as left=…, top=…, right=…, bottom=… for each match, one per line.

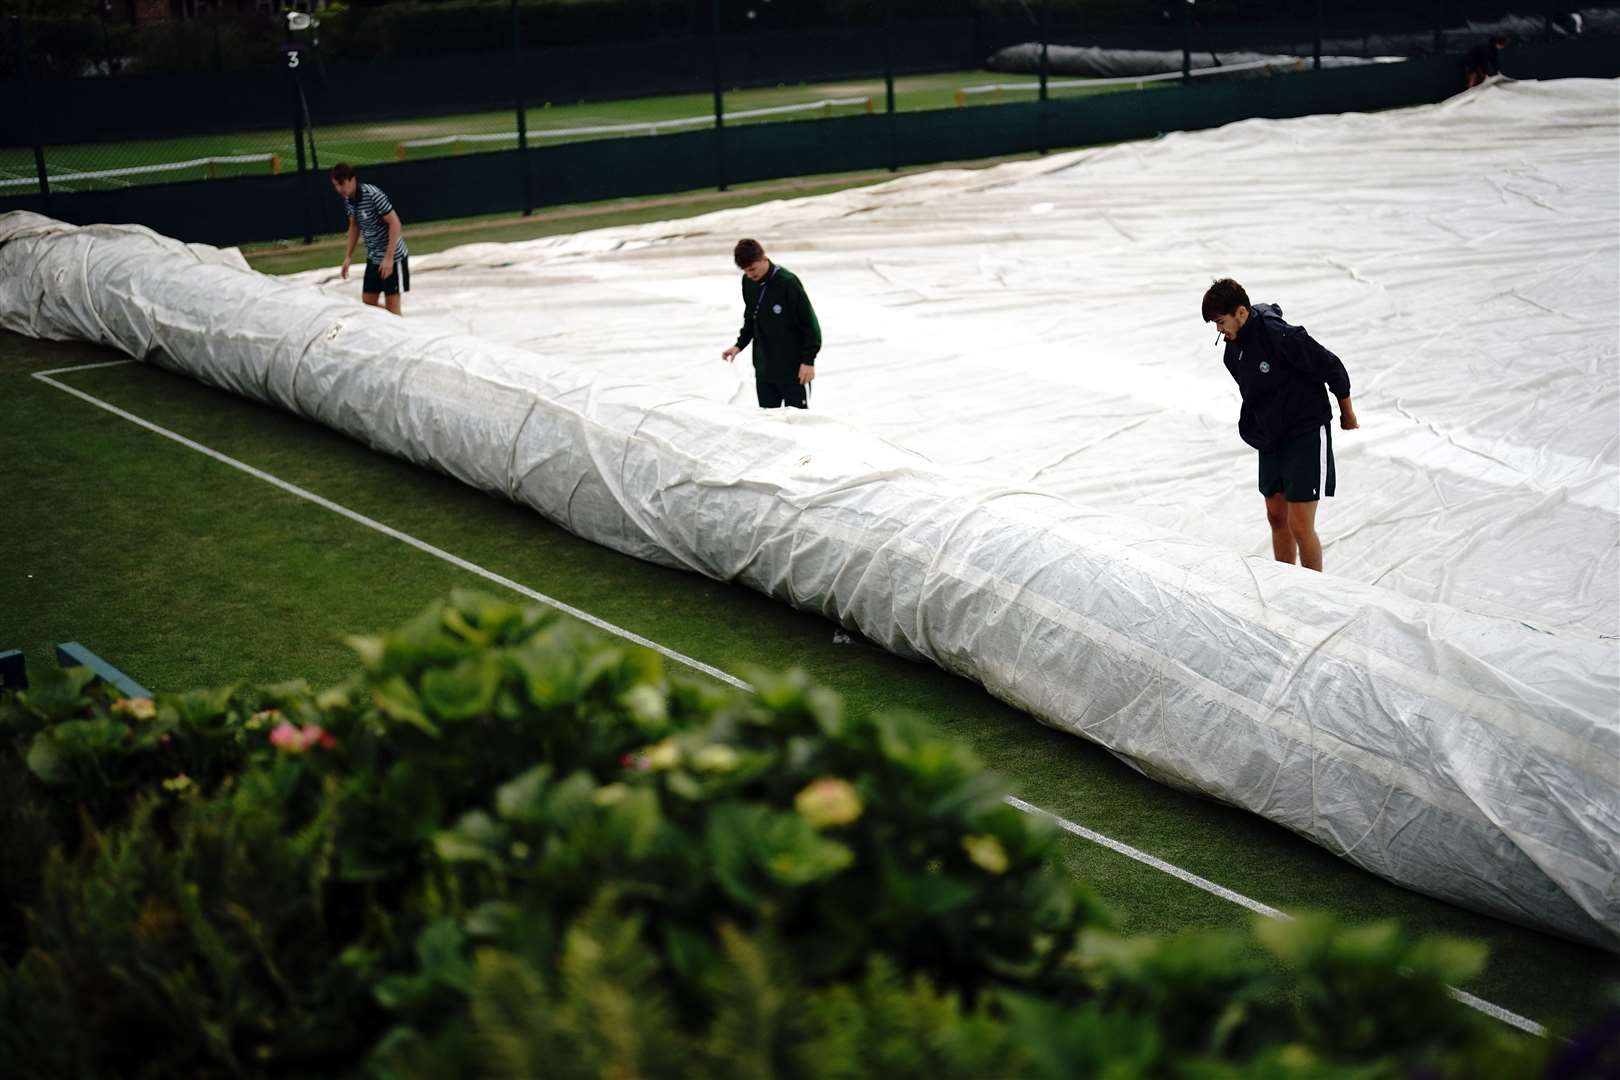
left=0, top=591, right=1548, bottom=1078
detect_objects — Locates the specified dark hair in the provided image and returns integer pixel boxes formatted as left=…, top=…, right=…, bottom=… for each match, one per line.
left=1201, top=278, right=1250, bottom=322
left=330, top=162, right=358, bottom=194
left=733, top=238, right=765, bottom=269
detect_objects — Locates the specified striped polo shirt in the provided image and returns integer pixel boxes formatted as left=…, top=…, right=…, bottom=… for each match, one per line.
left=344, top=182, right=408, bottom=264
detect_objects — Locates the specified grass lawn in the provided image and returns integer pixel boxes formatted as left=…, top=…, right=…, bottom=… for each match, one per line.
left=4, top=329, right=1616, bottom=1038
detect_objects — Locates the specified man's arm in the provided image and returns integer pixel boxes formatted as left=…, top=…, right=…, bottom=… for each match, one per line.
left=1275, top=327, right=1350, bottom=396
left=723, top=278, right=755, bottom=361
left=380, top=211, right=402, bottom=278
left=794, top=276, right=822, bottom=366
left=1276, top=326, right=1356, bottom=428
left=340, top=217, right=359, bottom=279
left=792, top=275, right=822, bottom=385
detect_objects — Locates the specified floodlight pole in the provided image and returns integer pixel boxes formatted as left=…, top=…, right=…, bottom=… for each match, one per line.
left=512, top=0, right=531, bottom=216
left=710, top=0, right=727, bottom=191
left=290, top=54, right=311, bottom=245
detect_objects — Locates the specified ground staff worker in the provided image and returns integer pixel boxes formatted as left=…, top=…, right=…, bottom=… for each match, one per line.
left=1203, top=277, right=1358, bottom=573
left=720, top=238, right=821, bottom=408
left=330, top=162, right=409, bottom=316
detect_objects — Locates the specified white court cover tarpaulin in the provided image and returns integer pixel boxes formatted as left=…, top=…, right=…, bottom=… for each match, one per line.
left=2, top=78, right=1616, bottom=947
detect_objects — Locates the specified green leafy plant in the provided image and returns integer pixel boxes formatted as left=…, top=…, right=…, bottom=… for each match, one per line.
left=0, top=591, right=1550, bottom=1078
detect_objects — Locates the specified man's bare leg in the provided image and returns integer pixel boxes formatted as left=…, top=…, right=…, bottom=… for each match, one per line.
left=1265, top=492, right=1296, bottom=564
left=384, top=293, right=402, bottom=316
left=1287, top=499, right=1323, bottom=572
left=362, top=292, right=382, bottom=308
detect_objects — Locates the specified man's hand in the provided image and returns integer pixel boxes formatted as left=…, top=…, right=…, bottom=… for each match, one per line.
left=378, top=258, right=394, bottom=281
left=1340, top=397, right=1359, bottom=430
left=721, top=346, right=740, bottom=362
left=798, top=364, right=816, bottom=386
left=340, top=256, right=351, bottom=280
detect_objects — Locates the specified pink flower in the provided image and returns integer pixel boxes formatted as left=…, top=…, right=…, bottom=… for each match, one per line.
left=270, top=722, right=338, bottom=753
left=269, top=723, right=306, bottom=752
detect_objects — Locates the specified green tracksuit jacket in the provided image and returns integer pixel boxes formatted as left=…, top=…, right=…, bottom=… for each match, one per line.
left=734, top=264, right=822, bottom=382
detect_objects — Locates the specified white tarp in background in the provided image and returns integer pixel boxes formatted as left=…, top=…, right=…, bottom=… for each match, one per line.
left=2, top=78, right=1615, bottom=948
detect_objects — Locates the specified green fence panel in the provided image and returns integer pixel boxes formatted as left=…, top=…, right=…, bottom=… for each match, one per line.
left=526, top=128, right=720, bottom=207
left=725, top=113, right=894, bottom=185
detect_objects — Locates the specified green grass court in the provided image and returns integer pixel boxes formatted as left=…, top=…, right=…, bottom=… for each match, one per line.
left=0, top=69, right=1158, bottom=193
left=4, top=209, right=1617, bottom=1035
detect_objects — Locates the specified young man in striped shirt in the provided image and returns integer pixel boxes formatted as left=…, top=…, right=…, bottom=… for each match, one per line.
left=1204, top=278, right=1358, bottom=572
left=330, top=163, right=409, bottom=316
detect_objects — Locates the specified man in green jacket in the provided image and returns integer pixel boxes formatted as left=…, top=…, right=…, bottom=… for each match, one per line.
left=720, top=238, right=822, bottom=408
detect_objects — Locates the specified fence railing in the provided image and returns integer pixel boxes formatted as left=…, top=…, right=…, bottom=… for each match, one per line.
left=2, top=9, right=1614, bottom=249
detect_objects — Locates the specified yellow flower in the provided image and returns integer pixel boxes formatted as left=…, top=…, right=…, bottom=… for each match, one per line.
left=643, top=739, right=682, bottom=771
left=693, top=744, right=740, bottom=772
left=112, top=697, right=157, bottom=721
left=162, top=774, right=194, bottom=794
left=962, top=834, right=1009, bottom=875
left=794, top=778, right=863, bottom=828
left=246, top=708, right=281, bottom=732
left=592, top=783, right=629, bottom=806
left=621, top=684, right=668, bottom=727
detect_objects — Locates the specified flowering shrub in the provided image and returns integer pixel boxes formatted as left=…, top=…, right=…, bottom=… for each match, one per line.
left=0, top=592, right=1547, bottom=1078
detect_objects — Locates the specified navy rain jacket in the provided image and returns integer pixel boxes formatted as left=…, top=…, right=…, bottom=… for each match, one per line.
left=1222, top=302, right=1351, bottom=452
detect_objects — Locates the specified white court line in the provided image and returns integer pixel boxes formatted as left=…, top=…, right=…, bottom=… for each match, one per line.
left=31, top=358, right=1549, bottom=1039
left=34, top=362, right=744, bottom=690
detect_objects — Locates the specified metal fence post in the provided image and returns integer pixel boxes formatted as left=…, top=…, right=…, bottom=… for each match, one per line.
left=884, top=0, right=897, bottom=172
left=710, top=0, right=726, bottom=192
left=1038, top=0, right=1051, bottom=155
left=512, top=0, right=531, bottom=217
left=1038, top=0, right=1050, bottom=103
left=11, top=17, right=51, bottom=211
left=1314, top=0, right=1323, bottom=70
left=1181, top=0, right=1193, bottom=84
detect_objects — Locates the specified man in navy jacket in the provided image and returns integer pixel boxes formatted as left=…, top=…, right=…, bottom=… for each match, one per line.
left=1203, top=278, right=1359, bottom=572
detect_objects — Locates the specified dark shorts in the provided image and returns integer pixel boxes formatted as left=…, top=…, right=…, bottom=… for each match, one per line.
left=363, top=256, right=409, bottom=296
left=1259, top=423, right=1334, bottom=502
left=756, top=378, right=808, bottom=409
